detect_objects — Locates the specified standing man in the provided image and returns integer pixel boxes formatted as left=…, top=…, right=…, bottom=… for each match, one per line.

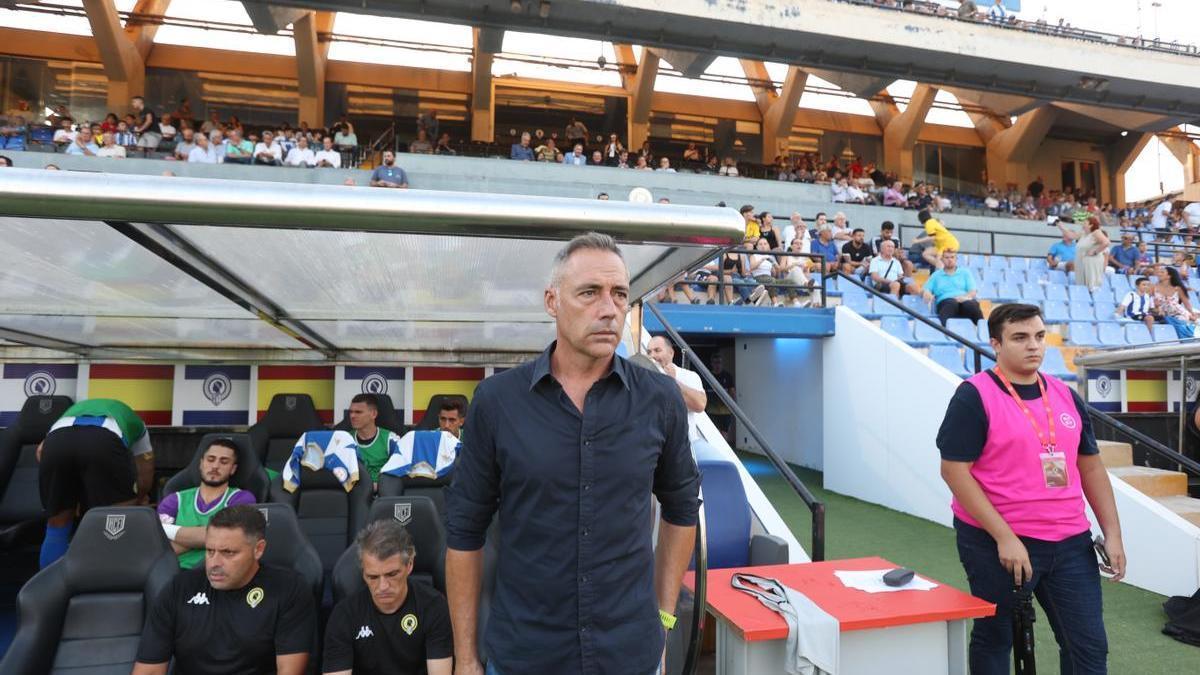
left=133, top=506, right=316, bottom=675
left=647, top=335, right=708, bottom=443
left=131, top=95, right=162, bottom=151
left=37, top=398, right=155, bottom=567
left=937, top=303, right=1124, bottom=674
left=348, top=394, right=403, bottom=485
left=923, top=249, right=983, bottom=326
left=323, top=521, right=453, bottom=675
left=157, top=437, right=257, bottom=569
left=445, top=233, right=700, bottom=675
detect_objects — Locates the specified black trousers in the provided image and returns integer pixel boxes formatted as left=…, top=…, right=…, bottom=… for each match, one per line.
left=936, top=298, right=984, bottom=326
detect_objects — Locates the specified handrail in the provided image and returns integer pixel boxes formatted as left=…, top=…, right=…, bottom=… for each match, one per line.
left=835, top=271, right=1200, bottom=478
left=642, top=301, right=826, bottom=562
left=682, top=496, right=707, bottom=675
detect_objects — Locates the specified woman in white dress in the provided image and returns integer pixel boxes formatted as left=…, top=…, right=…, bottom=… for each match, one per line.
left=1071, top=217, right=1110, bottom=290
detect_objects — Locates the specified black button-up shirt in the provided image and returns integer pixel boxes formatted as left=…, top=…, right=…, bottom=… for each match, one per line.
left=445, top=342, right=701, bottom=675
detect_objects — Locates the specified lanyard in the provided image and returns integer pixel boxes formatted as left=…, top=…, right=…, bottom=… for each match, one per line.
left=993, top=368, right=1057, bottom=453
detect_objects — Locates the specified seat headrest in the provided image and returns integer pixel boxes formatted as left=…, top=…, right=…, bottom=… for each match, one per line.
left=334, top=393, right=402, bottom=434
left=62, top=507, right=172, bottom=593
left=15, top=395, right=74, bottom=445
left=260, top=394, right=324, bottom=437
left=257, top=503, right=316, bottom=567
left=415, top=394, right=469, bottom=431
left=366, top=496, right=445, bottom=577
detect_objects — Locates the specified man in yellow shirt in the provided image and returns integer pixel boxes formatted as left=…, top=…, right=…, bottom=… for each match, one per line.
left=913, top=209, right=960, bottom=269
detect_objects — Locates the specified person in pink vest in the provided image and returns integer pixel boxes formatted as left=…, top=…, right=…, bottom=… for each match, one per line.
left=938, top=303, right=1125, bottom=674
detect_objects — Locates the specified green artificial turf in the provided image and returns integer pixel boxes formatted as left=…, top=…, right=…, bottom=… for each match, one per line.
left=739, top=453, right=1200, bottom=673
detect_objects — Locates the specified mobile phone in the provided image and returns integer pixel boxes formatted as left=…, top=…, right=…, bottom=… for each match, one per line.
left=1093, top=535, right=1111, bottom=568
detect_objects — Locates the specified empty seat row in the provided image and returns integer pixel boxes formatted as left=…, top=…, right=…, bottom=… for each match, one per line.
left=880, top=316, right=987, bottom=347
left=927, top=345, right=1076, bottom=381
left=1066, top=321, right=1179, bottom=347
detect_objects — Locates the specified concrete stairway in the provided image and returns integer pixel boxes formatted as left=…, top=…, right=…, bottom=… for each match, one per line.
left=1100, top=440, right=1200, bottom=527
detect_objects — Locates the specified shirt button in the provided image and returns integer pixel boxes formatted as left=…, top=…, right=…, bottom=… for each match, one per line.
left=583, top=482, right=591, bottom=491
left=582, top=528, right=590, bottom=537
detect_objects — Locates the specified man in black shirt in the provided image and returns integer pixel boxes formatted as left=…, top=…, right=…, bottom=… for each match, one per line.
left=871, top=221, right=914, bottom=277
left=704, top=352, right=736, bottom=444
left=134, top=506, right=315, bottom=675
left=324, top=521, right=453, bottom=675
left=840, top=228, right=873, bottom=277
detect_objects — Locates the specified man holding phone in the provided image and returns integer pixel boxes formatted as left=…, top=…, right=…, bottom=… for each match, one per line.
left=937, top=303, right=1125, bottom=675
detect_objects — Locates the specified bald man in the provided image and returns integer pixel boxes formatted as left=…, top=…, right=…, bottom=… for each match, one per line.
left=646, top=336, right=707, bottom=442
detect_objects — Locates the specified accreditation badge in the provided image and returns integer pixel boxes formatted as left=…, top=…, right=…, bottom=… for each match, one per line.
left=1040, top=452, right=1069, bottom=489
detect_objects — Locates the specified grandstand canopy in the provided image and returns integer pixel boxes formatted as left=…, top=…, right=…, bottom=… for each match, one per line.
left=0, top=169, right=741, bottom=364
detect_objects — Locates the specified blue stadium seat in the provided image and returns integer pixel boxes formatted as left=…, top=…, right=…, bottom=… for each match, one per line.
left=1029, top=258, right=1049, bottom=273
left=1042, top=347, right=1076, bottom=381
left=979, top=354, right=996, bottom=372
left=988, top=256, right=1008, bottom=271
left=1043, top=300, right=1069, bottom=323
left=977, top=320, right=993, bottom=346
left=994, top=282, right=1020, bottom=301
left=840, top=281, right=866, bottom=298
left=1190, top=291, right=1200, bottom=308
left=880, top=316, right=913, bottom=341
left=1021, top=283, right=1046, bottom=302
left=1068, top=322, right=1100, bottom=347
left=914, top=320, right=955, bottom=346
left=1045, top=285, right=1069, bottom=302
left=1069, top=302, right=1095, bottom=322
left=1126, top=323, right=1154, bottom=345
left=1092, top=288, right=1115, bottom=305
left=946, top=318, right=978, bottom=342
left=1003, top=270, right=1027, bottom=286
left=902, top=294, right=932, bottom=316
left=1047, top=270, right=1068, bottom=285
left=875, top=299, right=906, bottom=318
left=976, top=281, right=997, bottom=298
left=1094, top=302, right=1120, bottom=322
left=982, top=269, right=1004, bottom=284
left=841, top=294, right=871, bottom=315
left=928, top=345, right=969, bottom=378
left=1188, top=277, right=1200, bottom=292
left=1153, top=324, right=1178, bottom=342
left=1068, top=285, right=1092, bottom=303
left=1098, top=323, right=1127, bottom=347
left=1008, top=257, right=1030, bottom=271
left=1110, top=275, right=1131, bottom=294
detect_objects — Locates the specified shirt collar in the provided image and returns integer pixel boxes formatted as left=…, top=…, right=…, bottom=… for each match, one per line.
left=529, top=341, right=631, bottom=391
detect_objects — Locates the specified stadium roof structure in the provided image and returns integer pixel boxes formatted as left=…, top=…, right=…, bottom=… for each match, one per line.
left=0, top=169, right=742, bottom=364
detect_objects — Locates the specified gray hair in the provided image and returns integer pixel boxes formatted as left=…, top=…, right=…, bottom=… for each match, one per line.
left=356, top=519, right=415, bottom=565
left=549, top=232, right=624, bottom=288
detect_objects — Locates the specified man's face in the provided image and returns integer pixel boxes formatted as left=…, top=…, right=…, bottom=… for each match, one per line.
left=348, top=402, right=377, bottom=431
left=941, top=250, right=958, bottom=271
left=297, top=137, right=308, bottom=149
left=230, top=130, right=241, bottom=142
left=521, top=134, right=530, bottom=147
left=182, top=128, right=193, bottom=141
left=196, top=134, right=208, bottom=148
left=362, top=552, right=412, bottom=612
left=816, top=214, right=827, bottom=227
left=853, top=230, right=864, bottom=244
left=263, top=131, right=273, bottom=143
left=324, top=137, right=334, bottom=150
left=130, top=97, right=143, bottom=112
left=573, top=143, right=583, bottom=155
left=545, top=249, right=629, bottom=361
left=659, top=157, right=669, bottom=169
left=102, top=132, right=115, bottom=146
left=78, top=128, right=91, bottom=143
left=200, top=444, right=238, bottom=488
left=790, top=213, right=802, bottom=227
left=646, top=336, right=673, bottom=369
left=636, top=157, right=647, bottom=168
left=593, top=151, right=603, bottom=163
left=881, top=227, right=894, bottom=240
left=383, top=151, right=395, bottom=165
left=438, top=409, right=464, bottom=437
left=880, top=240, right=895, bottom=258
left=834, top=214, right=846, bottom=228
left=1122, top=235, right=1133, bottom=247
left=205, top=527, right=264, bottom=590
left=711, top=355, right=723, bottom=373
left=991, top=316, right=1046, bottom=374
left=819, top=229, right=831, bottom=243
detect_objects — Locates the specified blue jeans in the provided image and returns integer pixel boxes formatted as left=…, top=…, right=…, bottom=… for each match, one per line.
left=1164, top=315, right=1195, bottom=339
left=954, top=519, right=1108, bottom=674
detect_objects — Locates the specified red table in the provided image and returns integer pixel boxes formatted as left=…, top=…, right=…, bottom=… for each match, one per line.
left=684, top=557, right=994, bottom=675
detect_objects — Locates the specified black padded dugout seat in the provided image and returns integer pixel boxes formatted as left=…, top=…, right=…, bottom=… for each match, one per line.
left=256, top=503, right=325, bottom=608
left=268, top=469, right=371, bottom=575
left=249, top=393, right=325, bottom=470
left=0, top=507, right=178, bottom=675
left=332, top=393, right=403, bottom=435
left=161, top=433, right=270, bottom=502
left=0, top=395, right=73, bottom=548
left=377, top=474, right=452, bottom=516
left=330, top=496, right=446, bottom=603
left=413, top=394, right=469, bottom=431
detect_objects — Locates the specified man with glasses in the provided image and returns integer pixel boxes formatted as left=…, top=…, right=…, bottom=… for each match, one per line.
left=157, top=438, right=257, bottom=569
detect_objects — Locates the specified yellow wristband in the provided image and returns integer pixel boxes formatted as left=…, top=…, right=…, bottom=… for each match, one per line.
left=659, top=609, right=677, bottom=631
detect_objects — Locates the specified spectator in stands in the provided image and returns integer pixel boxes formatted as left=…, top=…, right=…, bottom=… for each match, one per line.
left=721, top=249, right=752, bottom=304
left=937, top=303, right=1122, bottom=675
left=418, top=110, right=439, bottom=141
left=923, top=249, right=983, bottom=325
left=603, top=133, right=624, bottom=165
left=63, top=126, right=99, bottom=156
left=334, top=120, right=357, bottom=150
left=777, top=238, right=815, bottom=306
left=596, top=192, right=609, bottom=200
left=369, top=151, right=409, bottom=189
left=883, top=180, right=906, bottom=207
left=704, top=353, right=735, bottom=443
left=869, top=239, right=916, bottom=297
left=719, top=156, right=739, bottom=177
left=1136, top=241, right=1154, bottom=274
left=647, top=336, right=707, bottom=441
left=831, top=176, right=850, bottom=203
left=1116, top=277, right=1157, bottom=331
left=615, top=150, right=631, bottom=168
left=208, top=128, right=227, bottom=156
left=43, top=164, right=60, bottom=170
left=52, top=117, right=75, bottom=145
left=411, top=129, right=435, bottom=154
left=96, top=131, right=126, bottom=158
left=159, top=113, right=177, bottom=144
left=284, top=136, right=316, bottom=167
left=157, top=438, right=256, bottom=569
left=657, top=156, right=676, bottom=173
left=1152, top=264, right=1196, bottom=338
left=173, top=127, right=196, bottom=161
left=747, top=237, right=789, bottom=306
left=840, top=228, right=873, bottom=277
left=187, top=133, right=219, bottom=164
left=323, top=520, right=453, bottom=675
left=224, top=128, right=253, bottom=164
left=1072, top=217, right=1110, bottom=290
left=252, top=130, right=283, bottom=166
left=1184, top=200, right=1200, bottom=230
left=1151, top=196, right=1173, bottom=231
left=347, top=393, right=403, bottom=484
left=1027, top=175, right=1045, bottom=200
left=435, top=132, right=455, bottom=155
left=510, top=132, right=534, bottom=161
left=912, top=210, right=959, bottom=270
left=561, top=142, right=587, bottom=166
left=0, top=155, right=11, bottom=167
left=811, top=225, right=841, bottom=275
left=589, top=150, right=605, bottom=166
left=534, top=136, right=560, bottom=162
left=564, top=116, right=588, bottom=147
left=957, top=0, right=979, bottom=20
left=782, top=212, right=811, bottom=252
left=131, top=95, right=162, bottom=151
left=1047, top=225, right=1078, bottom=273
left=444, top=233, right=699, bottom=675
left=987, top=0, right=1008, bottom=22
left=636, top=140, right=653, bottom=165
left=315, top=136, right=342, bottom=168
left=757, top=212, right=780, bottom=249
left=634, top=155, right=651, bottom=170
left=683, top=142, right=702, bottom=163
left=830, top=211, right=853, bottom=242
left=740, top=204, right=759, bottom=239
left=133, top=506, right=315, bottom=675
left=37, top=399, right=155, bottom=568
left=702, top=155, right=719, bottom=174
